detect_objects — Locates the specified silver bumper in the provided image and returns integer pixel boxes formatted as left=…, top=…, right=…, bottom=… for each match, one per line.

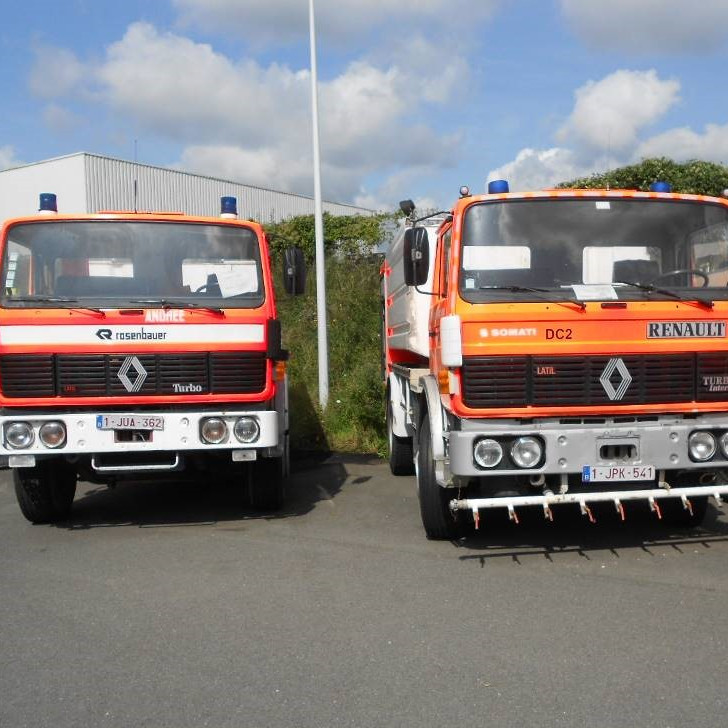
left=0, top=410, right=279, bottom=458
left=448, top=413, right=728, bottom=477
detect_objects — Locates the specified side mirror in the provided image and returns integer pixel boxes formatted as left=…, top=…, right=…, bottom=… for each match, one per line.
left=403, top=227, right=429, bottom=287
left=399, top=199, right=415, bottom=217
left=283, top=246, right=306, bottom=295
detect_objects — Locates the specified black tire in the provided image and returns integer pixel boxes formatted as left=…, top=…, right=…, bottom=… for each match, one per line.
left=14, top=461, right=77, bottom=524
left=660, top=495, right=709, bottom=528
left=417, top=416, right=461, bottom=540
left=387, top=397, right=414, bottom=475
left=250, top=447, right=286, bottom=511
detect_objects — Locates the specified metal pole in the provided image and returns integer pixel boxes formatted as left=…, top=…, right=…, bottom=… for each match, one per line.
left=309, top=0, right=329, bottom=409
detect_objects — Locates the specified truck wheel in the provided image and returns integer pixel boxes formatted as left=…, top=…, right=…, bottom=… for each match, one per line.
left=250, top=453, right=285, bottom=511
left=14, top=461, right=77, bottom=524
left=417, top=416, right=461, bottom=540
left=660, top=495, right=708, bottom=528
left=387, top=398, right=414, bottom=475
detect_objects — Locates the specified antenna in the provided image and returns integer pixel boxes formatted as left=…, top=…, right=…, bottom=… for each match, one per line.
left=133, top=138, right=138, bottom=213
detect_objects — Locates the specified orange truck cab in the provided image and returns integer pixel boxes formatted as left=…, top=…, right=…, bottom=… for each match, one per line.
left=383, top=180, right=728, bottom=539
left=0, top=194, right=305, bottom=523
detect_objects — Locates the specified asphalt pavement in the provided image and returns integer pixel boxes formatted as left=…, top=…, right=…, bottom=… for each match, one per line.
left=1, top=455, right=726, bottom=728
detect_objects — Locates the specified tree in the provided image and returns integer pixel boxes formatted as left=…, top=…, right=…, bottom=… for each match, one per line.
left=559, top=157, right=728, bottom=196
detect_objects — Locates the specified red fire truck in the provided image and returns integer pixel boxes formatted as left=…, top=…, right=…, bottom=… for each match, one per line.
left=0, top=193, right=305, bottom=523
left=383, top=181, right=728, bottom=539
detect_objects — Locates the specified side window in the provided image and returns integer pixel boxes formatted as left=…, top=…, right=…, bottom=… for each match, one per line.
left=690, top=222, right=728, bottom=286
left=440, top=229, right=452, bottom=297
left=4, top=241, right=33, bottom=296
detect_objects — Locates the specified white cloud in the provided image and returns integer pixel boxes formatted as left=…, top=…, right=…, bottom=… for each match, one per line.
left=28, top=46, right=85, bottom=99
left=561, top=0, right=728, bottom=53
left=178, top=144, right=337, bottom=197
left=486, top=69, right=681, bottom=190
left=50, top=23, right=464, bottom=201
left=353, top=168, right=443, bottom=212
left=96, top=24, right=308, bottom=146
left=486, top=147, right=609, bottom=191
left=636, top=123, right=728, bottom=164
left=0, top=146, right=23, bottom=171
left=173, top=0, right=500, bottom=45
left=42, top=104, right=81, bottom=134
left=557, top=70, right=679, bottom=152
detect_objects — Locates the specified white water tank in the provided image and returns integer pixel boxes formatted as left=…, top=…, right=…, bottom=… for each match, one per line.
left=383, top=219, right=444, bottom=359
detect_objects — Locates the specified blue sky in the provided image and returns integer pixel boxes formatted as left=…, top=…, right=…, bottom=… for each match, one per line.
left=1, top=0, right=727, bottom=211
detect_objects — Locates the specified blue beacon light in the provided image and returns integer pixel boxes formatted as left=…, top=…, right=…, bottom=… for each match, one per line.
left=649, top=181, right=672, bottom=193
left=220, top=196, right=238, bottom=217
left=39, top=193, right=58, bottom=212
left=488, top=179, right=510, bottom=194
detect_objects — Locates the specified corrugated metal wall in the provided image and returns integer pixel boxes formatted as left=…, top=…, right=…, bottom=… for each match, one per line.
left=83, top=154, right=374, bottom=221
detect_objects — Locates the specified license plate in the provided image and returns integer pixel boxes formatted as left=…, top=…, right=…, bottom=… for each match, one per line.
left=96, top=415, right=164, bottom=431
left=582, top=465, right=655, bottom=482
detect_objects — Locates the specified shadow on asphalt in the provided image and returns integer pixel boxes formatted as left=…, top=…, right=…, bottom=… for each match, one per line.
left=453, top=501, right=728, bottom=564
left=56, top=453, right=356, bottom=531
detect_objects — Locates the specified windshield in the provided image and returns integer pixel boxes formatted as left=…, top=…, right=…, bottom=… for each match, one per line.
left=460, top=198, right=728, bottom=303
left=1, top=220, right=265, bottom=308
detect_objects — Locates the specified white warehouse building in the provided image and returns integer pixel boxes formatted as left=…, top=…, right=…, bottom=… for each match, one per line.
left=0, top=152, right=374, bottom=222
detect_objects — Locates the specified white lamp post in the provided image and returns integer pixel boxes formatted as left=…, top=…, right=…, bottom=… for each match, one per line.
left=308, top=0, right=329, bottom=409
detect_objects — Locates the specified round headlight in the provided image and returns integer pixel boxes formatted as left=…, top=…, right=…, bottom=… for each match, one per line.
left=39, top=421, right=66, bottom=449
left=510, top=436, right=543, bottom=469
left=6, top=422, right=34, bottom=449
left=234, top=417, right=260, bottom=444
left=473, top=438, right=503, bottom=468
left=720, top=432, right=728, bottom=459
left=201, top=417, right=228, bottom=445
left=688, top=431, right=716, bottom=462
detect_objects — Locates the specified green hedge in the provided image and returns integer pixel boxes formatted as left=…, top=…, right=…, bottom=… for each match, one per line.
left=559, top=157, right=728, bottom=195
left=265, top=215, right=391, bottom=454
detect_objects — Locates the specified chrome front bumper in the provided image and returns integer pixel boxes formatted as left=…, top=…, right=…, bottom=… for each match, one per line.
left=447, top=413, right=728, bottom=477
left=0, top=410, right=279, bottom=460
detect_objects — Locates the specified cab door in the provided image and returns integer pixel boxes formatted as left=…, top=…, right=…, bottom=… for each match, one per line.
left=429, top=224, right=453, bottom=370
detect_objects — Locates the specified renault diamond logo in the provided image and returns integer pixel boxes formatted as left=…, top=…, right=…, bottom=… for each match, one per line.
left=600, top=358, right=632, bottom=401
left=117, top=356, right=148, bottom=393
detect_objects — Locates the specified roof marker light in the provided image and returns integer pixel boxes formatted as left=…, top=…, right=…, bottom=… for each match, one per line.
left=39, top=193, right=57, bottom=213
left=649, top=181, right=672, bottom=193
left=488, top=179, right=509, bottom=194
left=220, top=196, right=238, bottom=218
left=459, top=185, right=471, bottom=197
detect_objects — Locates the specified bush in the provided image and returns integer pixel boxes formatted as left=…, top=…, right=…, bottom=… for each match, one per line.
left=559, top=157, right=728, bottom=195
left=266, top=215, right=390, bottom=454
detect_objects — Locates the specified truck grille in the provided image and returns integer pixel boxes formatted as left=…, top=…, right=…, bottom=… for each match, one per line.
left=462, top=353, right=728, bottom=409
left=0, top=352, right=267, bottom=398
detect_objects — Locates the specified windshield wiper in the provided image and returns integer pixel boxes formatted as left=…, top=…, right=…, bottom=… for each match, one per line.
left=479, top=285, right=586, bottom=311
left=6, top=295, right=106, bottom=316
left=614, top=280, right=714, bottom=310
left=129, top=299, right=225, bottom=316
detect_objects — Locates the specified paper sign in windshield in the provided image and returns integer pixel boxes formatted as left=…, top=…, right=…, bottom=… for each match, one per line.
left=570, top=284, right=618, bottom=300
left=216, top=262, right=258, bottom=298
